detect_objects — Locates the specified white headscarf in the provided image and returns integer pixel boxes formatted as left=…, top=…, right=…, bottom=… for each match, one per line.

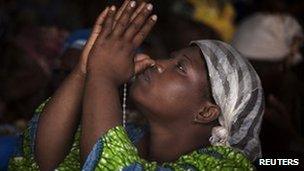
left=232, top=13, right=303, bottom=64
left=191, top=40, right=265, bottom=161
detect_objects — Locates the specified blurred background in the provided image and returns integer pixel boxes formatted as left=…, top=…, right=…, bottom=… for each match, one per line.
left=0, top=0, right=304, bottom=170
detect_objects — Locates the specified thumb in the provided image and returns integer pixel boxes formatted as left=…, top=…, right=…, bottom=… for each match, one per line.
left=134, top=58, right=155, bottom=75
left=134, top=53, right=151, bottom=62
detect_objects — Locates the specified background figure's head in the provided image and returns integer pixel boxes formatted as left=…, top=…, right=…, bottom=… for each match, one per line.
left=51, top=29, right=90, bottom=91
left=232, top=13, right=303, bottom=67
left=60, top=29, right=91, bottom=73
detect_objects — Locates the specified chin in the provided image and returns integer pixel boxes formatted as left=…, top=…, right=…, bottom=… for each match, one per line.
left=130, top=82, right=145, bottom=107
left=130, top=76, right=150, bottom=100
left=129, top=82, right=156, bottom=116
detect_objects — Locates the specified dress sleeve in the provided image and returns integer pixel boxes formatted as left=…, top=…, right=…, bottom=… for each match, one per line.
left=8, top=98, right=81, bottom=171
left=8, top=99, right=50, bottom=170
left=82, top=126, right=255, bottom=171
left=82, top=126, right=152, bottom=171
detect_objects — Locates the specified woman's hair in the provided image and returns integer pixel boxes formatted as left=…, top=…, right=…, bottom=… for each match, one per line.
left=191, top=40, right=265, bottom=161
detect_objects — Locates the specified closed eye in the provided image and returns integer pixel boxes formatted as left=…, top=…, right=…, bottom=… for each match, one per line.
left=176, top=61, right=186, bottom=73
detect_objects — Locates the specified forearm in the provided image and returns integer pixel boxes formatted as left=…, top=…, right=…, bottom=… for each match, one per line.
left=81, top=71, right=122, bottom=163
left=35, top=66, right=85, bottom=170
left=79, top=0, right=155, bottom=164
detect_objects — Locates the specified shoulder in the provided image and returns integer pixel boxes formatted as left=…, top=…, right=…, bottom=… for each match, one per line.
left=162, top=145, right=255, bottom=170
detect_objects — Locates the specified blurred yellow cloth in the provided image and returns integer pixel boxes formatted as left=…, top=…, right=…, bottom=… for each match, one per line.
left=188, top=0, right=235, bottom=42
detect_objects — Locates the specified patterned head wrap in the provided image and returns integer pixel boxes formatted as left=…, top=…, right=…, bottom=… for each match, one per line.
left=191, top=40, right=265, bottom=161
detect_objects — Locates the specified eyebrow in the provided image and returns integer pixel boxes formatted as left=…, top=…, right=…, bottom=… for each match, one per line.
left=183, top=54, right=193, bottom=65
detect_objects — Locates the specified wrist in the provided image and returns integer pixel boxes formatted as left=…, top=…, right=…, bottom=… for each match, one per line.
left=86, top=72, right=120, bottom=88
left=86, top=56, right=132, bottom=86
left=87, top=66, right=122, bottom=86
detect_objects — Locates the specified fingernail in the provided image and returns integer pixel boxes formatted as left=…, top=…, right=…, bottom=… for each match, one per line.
left=130, top=1, right=136, bottom=7
left=147, top=4, right=153, bottom=10
left=110, top=5, right=116, bottom=11
left=151, top=15, right=157, bottom=21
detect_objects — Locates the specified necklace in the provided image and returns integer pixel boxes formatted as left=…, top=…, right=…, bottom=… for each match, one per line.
left=122, top=83, right=127, bottom=128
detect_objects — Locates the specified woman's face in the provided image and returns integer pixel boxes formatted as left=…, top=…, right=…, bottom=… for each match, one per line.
left=130, top=46, right=210, bottom=123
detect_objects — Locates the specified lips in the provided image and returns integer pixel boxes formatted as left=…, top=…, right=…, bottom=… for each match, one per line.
left=138, top=68, right=152, bottom=82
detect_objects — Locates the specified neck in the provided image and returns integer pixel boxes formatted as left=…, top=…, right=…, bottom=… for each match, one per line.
left=146, top=120, right=212, bottom=163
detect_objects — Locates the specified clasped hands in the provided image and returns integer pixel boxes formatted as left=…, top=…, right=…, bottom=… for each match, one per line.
left=76, top=0, right=157, bottom=86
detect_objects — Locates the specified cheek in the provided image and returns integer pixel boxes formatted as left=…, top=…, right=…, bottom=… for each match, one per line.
left=130, top=75, right=201, bottom=115
left=156, top=79, right=190, bottom=104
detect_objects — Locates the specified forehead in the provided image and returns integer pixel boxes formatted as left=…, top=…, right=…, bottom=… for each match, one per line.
left=174, top=46, right=206, bottom=71
left=175, top=46, right=202, bottom=60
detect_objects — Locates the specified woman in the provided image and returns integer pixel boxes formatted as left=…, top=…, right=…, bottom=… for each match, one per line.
left=9, top=1, right=263, bottom=170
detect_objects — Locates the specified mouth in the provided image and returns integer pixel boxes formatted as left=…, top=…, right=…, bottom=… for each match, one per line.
left=138, top=68, right=152, bottom=82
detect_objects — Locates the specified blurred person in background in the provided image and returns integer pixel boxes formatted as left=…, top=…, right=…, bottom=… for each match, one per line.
left=0, top=2, right=70, bottom=170
left=0, top=25, right=90, bottom=171
left=0, top=42, right=49, bottom=123
left=186, top=0, right=235, bottom=42
left=232, top=0, right=304, bottom=159
left=0, top=41, right=47, bottom=171
left=0, top=23, right=69, bottom=123
left=51, top=29, right=91, bottom=92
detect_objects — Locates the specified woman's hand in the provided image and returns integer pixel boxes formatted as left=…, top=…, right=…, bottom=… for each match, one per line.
left=76, top=0, right=147, bottom=76
left=87, top=1, right=157, bottom=86
left=81, top=2, right=156, bottom=160
left=76, top=7, right=109, bottom=76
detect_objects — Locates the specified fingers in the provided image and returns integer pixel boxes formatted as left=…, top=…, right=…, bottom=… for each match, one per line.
left=82, top=7, right=109, bottom=57
left=92, top=7, right=110, bottom=35
left=124, top=3, right=154, bottom=41
left=114, top=0, right=130, bottom=27
left=94, top=2, right=156, bottom=53
left=132, top=15, right=157, bottom=47
left=130, top=2, right=146, bottom=21
left=99, top=6, right=116, bottom=40
left=87, top=7, right=109, bottom=45
left=112, top=1, right=137, bottom=37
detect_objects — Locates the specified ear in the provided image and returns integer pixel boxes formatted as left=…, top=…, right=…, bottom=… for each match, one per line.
left=193, top=102, right=220, bottom=124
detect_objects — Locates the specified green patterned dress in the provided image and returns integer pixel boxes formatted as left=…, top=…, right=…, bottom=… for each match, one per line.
left=9, top=100, right=255, bottom=171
